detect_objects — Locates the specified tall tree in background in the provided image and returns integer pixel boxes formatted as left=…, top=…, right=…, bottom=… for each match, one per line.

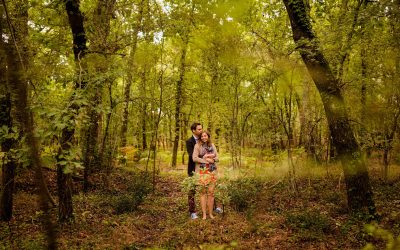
left=171, top=2, right=194, bottom=167
left=120, top=0, right=145, bottom=148
left=282, top=0, right=375, bottom=214
left=82, top=0, right=116, bottom=191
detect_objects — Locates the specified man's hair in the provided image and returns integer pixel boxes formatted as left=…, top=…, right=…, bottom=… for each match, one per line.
left=190, top=122, right=202, bottom=131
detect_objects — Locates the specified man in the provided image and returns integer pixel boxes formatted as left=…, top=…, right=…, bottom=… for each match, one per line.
left=186, top=122, right=223, bottom=220
left=186, top=122, right=202, bottom=219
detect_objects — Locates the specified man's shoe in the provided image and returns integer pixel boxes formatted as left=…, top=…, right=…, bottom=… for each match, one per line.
left=215, top=207, right=223, bottom=214
left=190, top=213, right=198, bottom=220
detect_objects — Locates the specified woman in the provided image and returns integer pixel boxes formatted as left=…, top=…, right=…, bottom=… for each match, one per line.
left=192, top=131, right=218, bottom=220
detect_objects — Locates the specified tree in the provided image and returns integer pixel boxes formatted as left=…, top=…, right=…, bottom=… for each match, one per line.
left=0, top=9, right=16, bottom=220
left=54, top=0, right=89, bottom=221
left=282, top=0, right=375, bottom=214
left=2, top=0, right=57, bottom=246
left=82, top=0, right=116, bottom=191
left=120, top=0, right=145, bottom=148
left=169, top=1, right=194, bottom=168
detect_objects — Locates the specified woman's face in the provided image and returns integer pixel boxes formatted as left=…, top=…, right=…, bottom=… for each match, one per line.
left=201, top=132, right=209, bottom=143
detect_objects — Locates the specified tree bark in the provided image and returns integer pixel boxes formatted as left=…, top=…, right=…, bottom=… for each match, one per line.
left=82, top=96, right=100, bottom=191
left=4, top=0, right=57, bottom=246
left=382, top=110, right=400, bottom=182
left=120, top=0, right=145, bottom=148
left=0, top=93, right=15, bottom=222
left=0, top=6, right=15, bottom=222
left=140, top=70, right=148, bottom=150
left=83, top=0, right=116, bottom=191
left=172, top=35, right=189, bottom=167
left=283, top=0, right=375, bottom=214
left=55, top=0, right=89, bottom=222
left=336, top=0, right=365, bottom=80
left=0, top=29, right=16, bottom=221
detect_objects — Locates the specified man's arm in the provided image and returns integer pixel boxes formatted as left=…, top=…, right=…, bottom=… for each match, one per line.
left=186, top=138, right=194, bottom=157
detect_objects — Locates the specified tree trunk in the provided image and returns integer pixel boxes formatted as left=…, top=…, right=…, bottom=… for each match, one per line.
left=360, top=47, right=367, bottom=126
left=0, top=62, right=16, bottom=222
left=0, top=93, right=15, bottom=222
left=99, top=80, right=114, bottom=170
left=172, top=35, right=189, bottom=167
left=283, top=0, right=375, bottom=214
left=382, top=110, right=400, bottom=182
left=120, top=0, right=145, bottom=147
left=83, top=95, right=100, bottom=191
left=0, top=9, right=16, bottom=222
left=336, top=0, right=364, bottom=80
left=4, top=0, right=57, bottom=246
left=83, top=0, right=116, bottom=191
left=141, top=102, right=148, bottom=150
left=55, top=0, right=89, bottom=222
left=383, top=147, right=389, bottom=181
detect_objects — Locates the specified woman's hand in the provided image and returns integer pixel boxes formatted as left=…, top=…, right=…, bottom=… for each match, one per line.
left=206, top=158, right=215, bottom=164
left=203, top=153, right=215, bottom=159
left=203, top=154, right=211, bottom=159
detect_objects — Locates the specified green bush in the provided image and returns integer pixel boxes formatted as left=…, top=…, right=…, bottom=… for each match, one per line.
left=113, top=172, right=152, bottom=214
left=228, top=177, right=263, bottom=212
left=286, top=210, right=331, bottom=232
left=286, top=210, right=332, bottom=241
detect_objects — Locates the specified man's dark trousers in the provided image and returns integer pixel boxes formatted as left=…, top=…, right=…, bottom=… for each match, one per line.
left=186, top=136, right=196, bottom=214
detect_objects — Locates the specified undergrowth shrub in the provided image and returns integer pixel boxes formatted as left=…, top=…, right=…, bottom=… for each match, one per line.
left=113, top=172, right=152, bottom=214
left=228, top=177, right=263, bottom=212
left=286, top=210, right=331, bottom=241
left=181, top=174, right=263, bottom=212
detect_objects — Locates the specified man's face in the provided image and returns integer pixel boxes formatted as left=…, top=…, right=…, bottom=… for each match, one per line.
left=193, top=125, right=202, bottom=136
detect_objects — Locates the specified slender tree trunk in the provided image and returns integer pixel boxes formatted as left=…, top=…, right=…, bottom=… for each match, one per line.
left=382, top=110, right=400, bottom=182
left=55, top=0, right=88, bottom=221
left=336, top=0, right=365, bottom=80
left=359, top=47, right=370, bottom=157
left=83, top=95, right=100, bottom=191
left=142, top=103, right=148, bottom=150
left=120, top=79, right=131, bottom=148
left=383, top=147, right=389, bottom=181
left=83, top=0, right=116, bottom=191
left=172, top=35, right=189, bottom=167
left=230, top=74, right=240, bottom=168
left=283, top=0, right=375, bottom=214
left=120, top=0, right=145, bottom=147
left=99, top=81, right=114, bottom=168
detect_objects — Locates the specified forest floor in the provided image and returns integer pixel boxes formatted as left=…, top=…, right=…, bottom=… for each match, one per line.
left=1, top=157, right=400, bottom=250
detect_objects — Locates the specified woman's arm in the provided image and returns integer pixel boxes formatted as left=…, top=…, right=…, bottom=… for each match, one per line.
left=192, top=144, right=207, bottom=164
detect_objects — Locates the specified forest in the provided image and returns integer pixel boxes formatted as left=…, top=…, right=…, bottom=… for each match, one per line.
left=0, top=0, right=399, bottom=249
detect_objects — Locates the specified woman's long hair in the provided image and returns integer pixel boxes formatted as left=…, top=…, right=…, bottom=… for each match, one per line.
left=198, top=131, right=212, bottom=147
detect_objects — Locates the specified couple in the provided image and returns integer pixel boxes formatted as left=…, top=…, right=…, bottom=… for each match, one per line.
left=186, top=122, right=221, bottom=220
